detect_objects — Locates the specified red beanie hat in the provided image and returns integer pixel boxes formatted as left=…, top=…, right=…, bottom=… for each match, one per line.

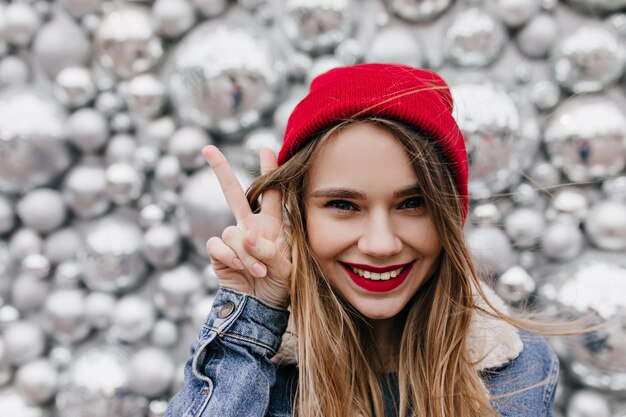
left=277, top=63, right=469, bottom=217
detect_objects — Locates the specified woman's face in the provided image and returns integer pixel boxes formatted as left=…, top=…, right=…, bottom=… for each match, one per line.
left=305, top=123, right=442, bottom=320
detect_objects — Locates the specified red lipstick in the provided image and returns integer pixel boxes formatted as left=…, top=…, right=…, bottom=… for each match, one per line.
left=340, top=261, right=415, bottom=293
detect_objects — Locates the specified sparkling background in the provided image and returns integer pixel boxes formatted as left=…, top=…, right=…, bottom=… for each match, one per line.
left=0, top=0, right=625, bottom=416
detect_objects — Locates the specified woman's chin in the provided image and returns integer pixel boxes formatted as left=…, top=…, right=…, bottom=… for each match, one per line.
left=354, top=304, right=405, bottom=321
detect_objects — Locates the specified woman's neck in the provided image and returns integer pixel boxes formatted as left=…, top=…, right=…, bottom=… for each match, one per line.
left=369, top=317, right=402, bottom=373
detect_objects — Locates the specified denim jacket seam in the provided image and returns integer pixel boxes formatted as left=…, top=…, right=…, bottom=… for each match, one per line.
left=191, top=336, right=217, bottom=385
left=540, top=353, right=559, bottom=417
left=190, top=295, right=249, bottom=385
left=219, top=288, right=290, bottom=314
left=191, top=390, right=212, bottom=417
left=209, top=326, right=279, bottom=354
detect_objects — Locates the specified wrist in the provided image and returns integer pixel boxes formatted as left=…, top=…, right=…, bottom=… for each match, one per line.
left=257, top=294, right=290, bottom=311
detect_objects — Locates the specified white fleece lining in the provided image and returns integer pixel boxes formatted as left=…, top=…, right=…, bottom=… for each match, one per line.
left=272, top=282, right=523, bottom=371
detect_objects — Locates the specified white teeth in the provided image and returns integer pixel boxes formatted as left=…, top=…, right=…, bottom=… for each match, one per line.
left=350, top=266, right=404, bottom=280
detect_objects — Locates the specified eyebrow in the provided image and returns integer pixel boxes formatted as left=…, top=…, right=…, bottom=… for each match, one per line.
left=310, top=185, right=422, bottom=199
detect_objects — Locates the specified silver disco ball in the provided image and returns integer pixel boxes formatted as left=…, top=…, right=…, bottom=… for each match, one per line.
left=78, top=215, right=148, bottom=293
left=540, top=256, right=626, bottom=391
left=32, top=15, right=91, bottom=78
left=566, top=389, right=611, bottom=417
left=465, top=225, right=515, bottom=276
left=94, top=5, right=164, bottom=79
left=0, top=388, right=47, bottom=417
left=0, top=89, right=71, bottom=194
left=365, top=26, right=423, bottom=67
left=451, top=80, right=539, bottom=199
left=444, top=7, right=507, bottom=67
left=553, top=26, right=626, bottom=93
left=584, top=200, right=626, bottom=251
left=544, top=96, right=626, bottom=183
left=60, top=0, right=101, bottom=19
left=280, top=0, right=357, bottom=54
left=153, top=263, right=203, bottom=321
left=385, top=0, right=452, bottom=22
left=55, top=344, right=148, bottom=417
left=176, top=166, right=252, bottom=257
left=167, top=11, right=288, bottom=136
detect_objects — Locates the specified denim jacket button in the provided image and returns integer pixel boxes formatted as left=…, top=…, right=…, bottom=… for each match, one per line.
left=215, top=301, right=235, bottom=318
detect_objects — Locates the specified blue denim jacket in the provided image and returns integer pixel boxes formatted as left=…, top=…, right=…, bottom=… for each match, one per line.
left=165, top=288, right=559, bottom=417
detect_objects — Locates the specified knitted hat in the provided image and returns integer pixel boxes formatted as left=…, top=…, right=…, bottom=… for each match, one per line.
left=277, top=63, right=468, bottom=217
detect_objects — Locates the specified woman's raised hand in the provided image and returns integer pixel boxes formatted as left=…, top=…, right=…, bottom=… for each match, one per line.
left=202, top=145, right=291, bottom=310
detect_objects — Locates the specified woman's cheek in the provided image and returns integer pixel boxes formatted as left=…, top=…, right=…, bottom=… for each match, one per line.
left=307, top=213, right=355, bottom=255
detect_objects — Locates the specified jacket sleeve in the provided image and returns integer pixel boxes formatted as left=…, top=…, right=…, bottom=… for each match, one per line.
left=482, top=331, right=560, bottom=417
left=165, top=287, right=290, bottom=417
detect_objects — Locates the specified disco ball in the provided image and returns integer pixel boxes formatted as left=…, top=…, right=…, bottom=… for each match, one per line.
left=544, top=96, right=626, bottom=183
left=495, top=0, right=542, bottom=28
left=60, top=0, right=101, bottom=18
left=365, top=26, right=423, bottom=67
left=42, top=289, right=91, bottom=344
left=62, top=162, right=110, bottom=219
left=444, top=7, right=507, bottom=67
left=153, top=263, right=202, bottom=321
left=121, top=73, right=167, bottom=119
left=94, top=5, right=164, bottom=79
left=167, top=12, right=288, bottom=136
left=15, top=359, right=59, bottom=405
left=55, top=344, right=148, bottom=417
left=540, top=257, right=626, bottom=391
left=517, top=13, right=559, bottom=59
left=553, top=26, right=626, bottom=93
left=32, top=15, right=91, bottom=78
left=280, top=0, right=357, bottom=54
left=110, top=296, right=156, bottom=343
left=128, top=347, right=175, bottom=397
left=78, top=215, right=148, bottom=293
left=566, top=389, right=611, bottom=417
left=465, top=225, right=515, bottom=276
left=386, top=0, right=452, bottom=22
left=451, top=80, right=539, bottom=199
left=0, top=388, right=47, bottom=417
left=54, top=67, right=97, bottom=109
left=0, top=89, right=70, bottom=194
left=176, top=166, right=252, bottom=257
left=584, top=200, right=626, bottom=251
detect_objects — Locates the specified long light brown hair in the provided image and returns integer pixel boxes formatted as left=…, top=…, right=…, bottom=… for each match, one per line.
left=246, top=117, right=533, bottom=417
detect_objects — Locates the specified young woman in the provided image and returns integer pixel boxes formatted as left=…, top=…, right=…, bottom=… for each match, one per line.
left=165, top=64, right=559, bottom=417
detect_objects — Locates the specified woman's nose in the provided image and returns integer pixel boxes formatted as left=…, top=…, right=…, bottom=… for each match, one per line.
left=357, top=211, right=402, bottom=258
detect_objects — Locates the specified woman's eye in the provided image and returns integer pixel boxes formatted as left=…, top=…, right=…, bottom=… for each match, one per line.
left=325, top=200, right=356, bottom=212
left=400, top=197, right=425, bottom=210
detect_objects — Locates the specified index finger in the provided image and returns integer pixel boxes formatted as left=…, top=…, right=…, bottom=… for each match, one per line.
left=202, top=145, right=252, bottom=222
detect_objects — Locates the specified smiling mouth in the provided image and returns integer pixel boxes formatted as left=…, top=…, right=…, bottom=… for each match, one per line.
left=340, top=261, right=413, bottom=279
left=339, top=261, right=415, bottom=292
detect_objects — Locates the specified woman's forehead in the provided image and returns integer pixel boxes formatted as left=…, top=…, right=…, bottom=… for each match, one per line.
left=305, top=123, right=419, bottom=193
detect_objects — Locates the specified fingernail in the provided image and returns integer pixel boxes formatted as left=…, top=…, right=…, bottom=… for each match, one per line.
left=251, top=262, right=266, bottom=277
left=232, top=258, right=244, bottom=270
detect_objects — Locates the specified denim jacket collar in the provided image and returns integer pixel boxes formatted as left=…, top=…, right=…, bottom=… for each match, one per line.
left=273, top=283, right=523, bottom=371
